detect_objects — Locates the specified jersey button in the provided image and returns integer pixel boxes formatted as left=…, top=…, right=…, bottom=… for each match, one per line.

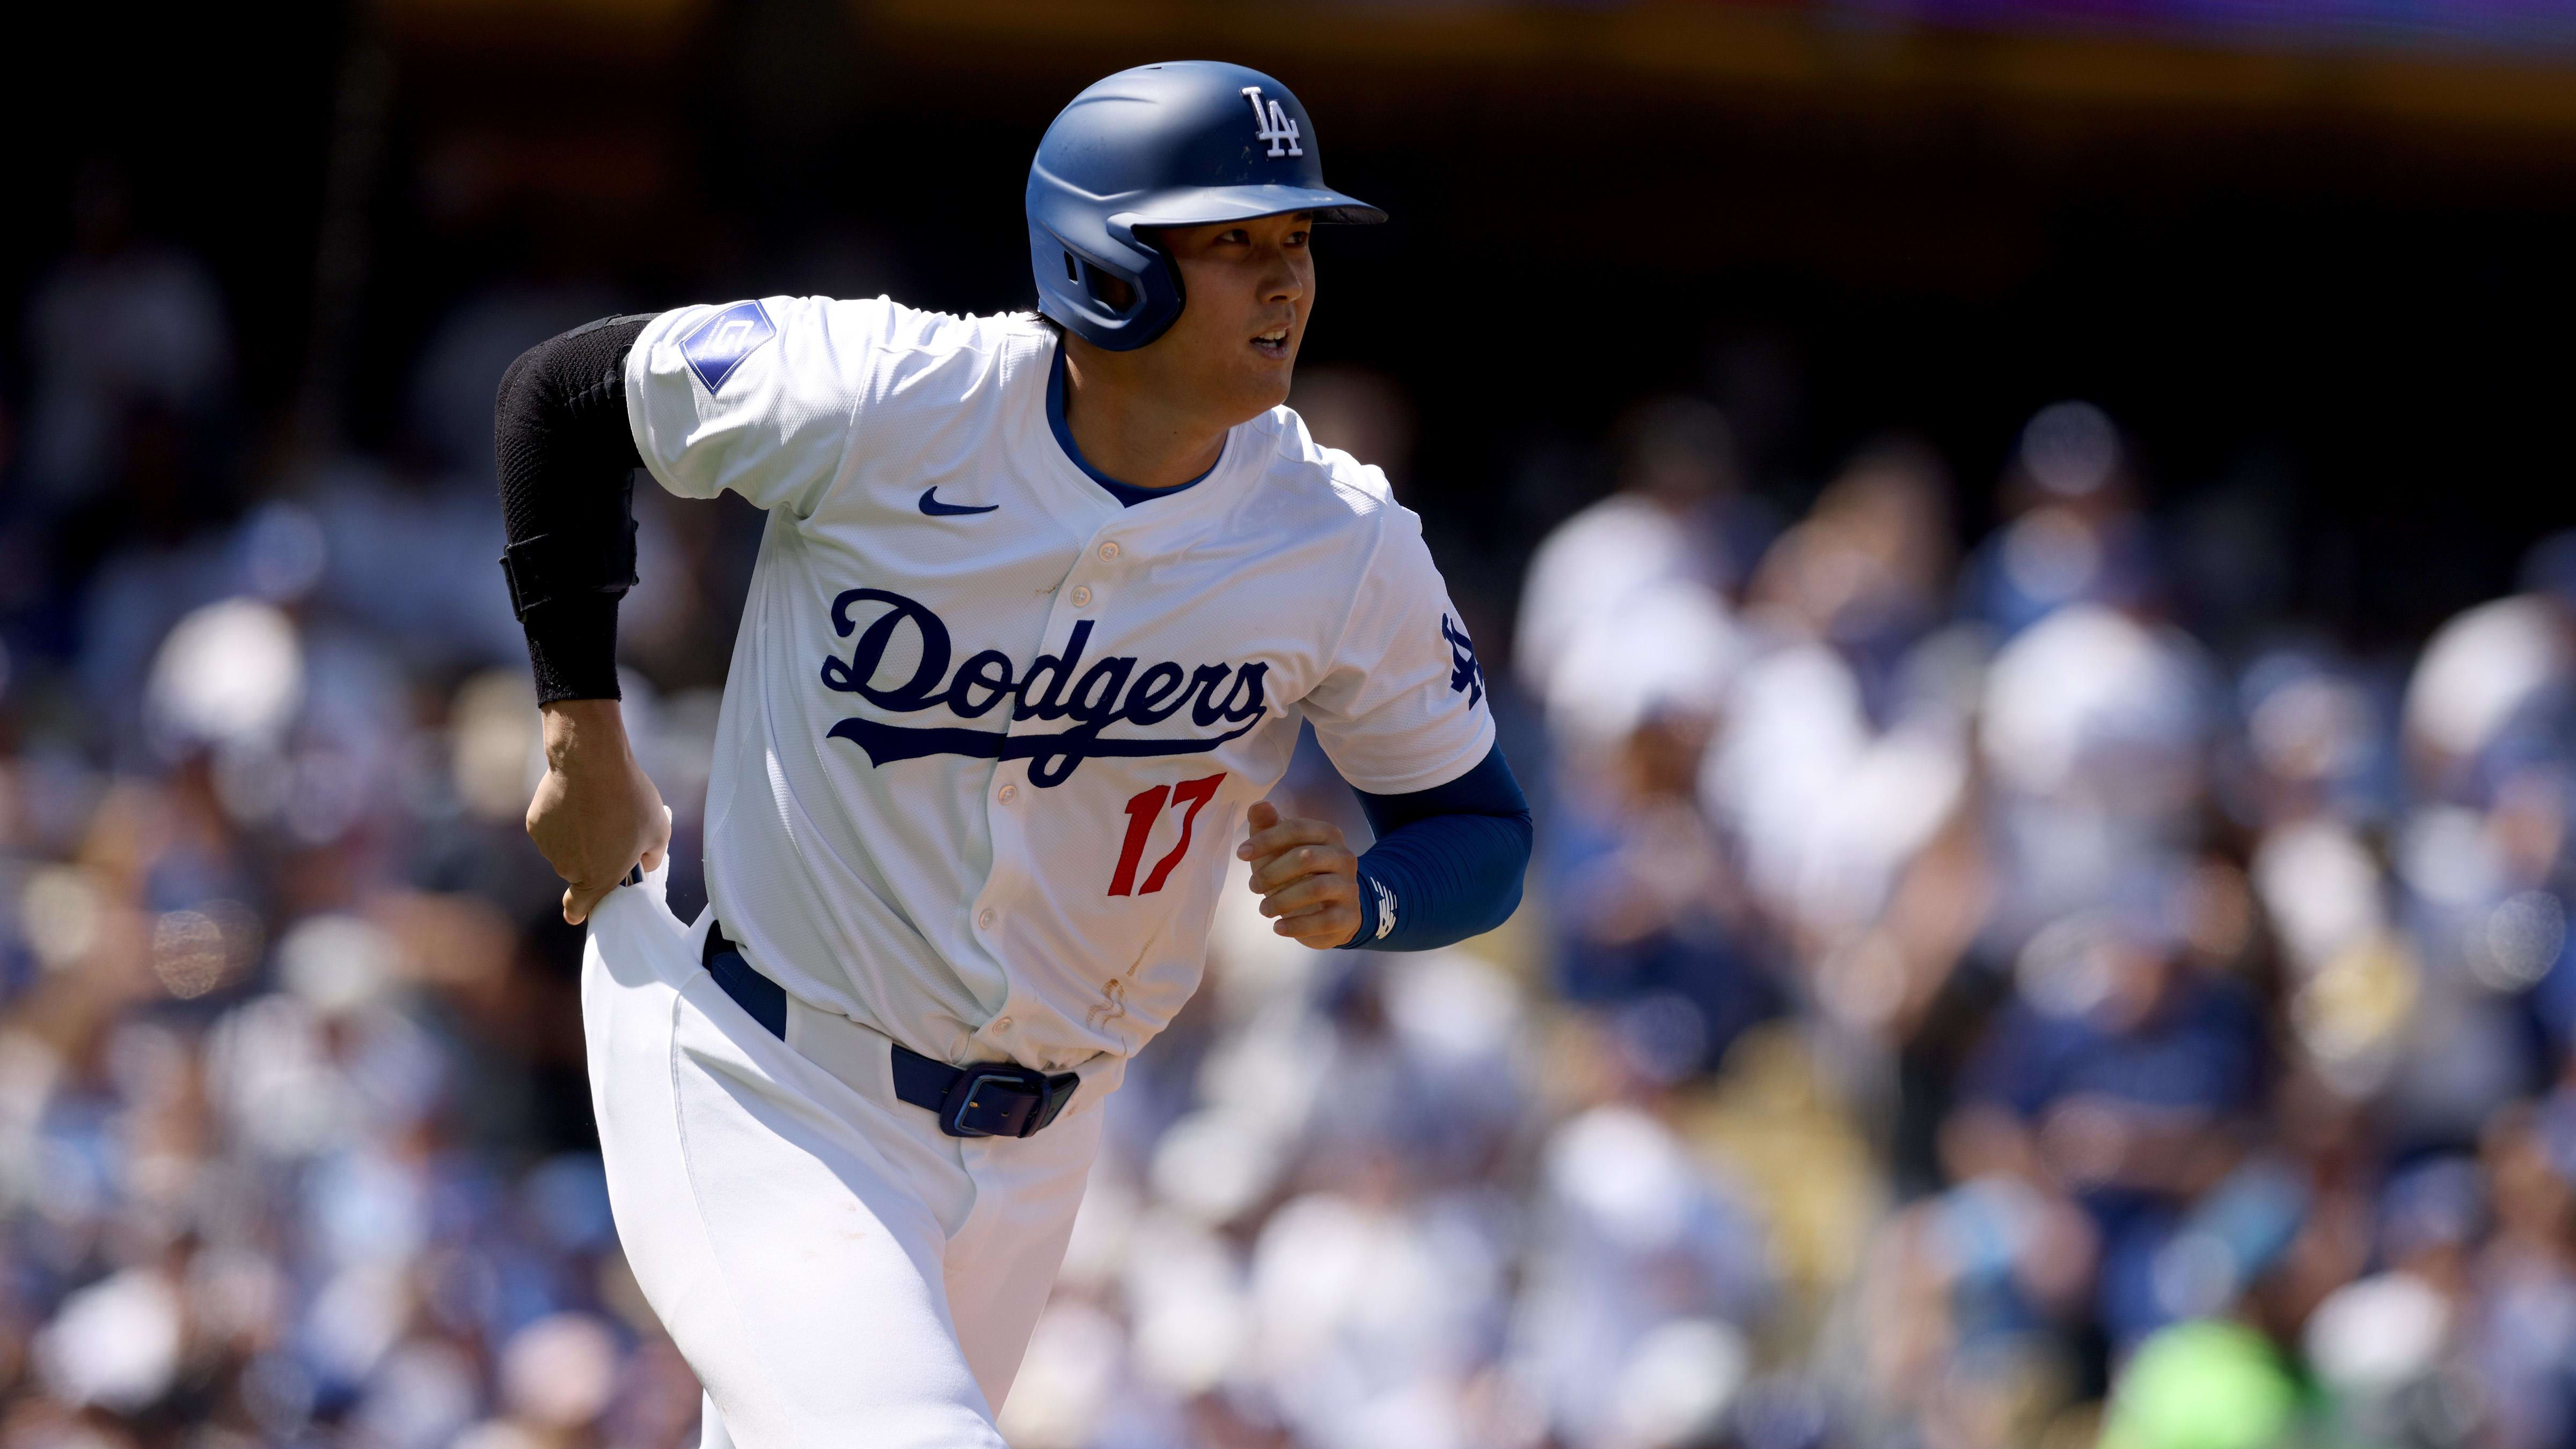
left=1069, top=584, right=1092, bottom=607
left=1097, top=541, right=1121, bottom=562
left=996, top=1016, right=1013, bottom=1030
left=978, top=908, right=996, bottom=929
left=998, top=784, right=1018, bottom=803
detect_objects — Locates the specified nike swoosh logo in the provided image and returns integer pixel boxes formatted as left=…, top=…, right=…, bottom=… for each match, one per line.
left=919, top=487, right=1000, bottom=517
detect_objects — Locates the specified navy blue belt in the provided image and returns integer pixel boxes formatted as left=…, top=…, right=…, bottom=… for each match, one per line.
left=701, top=923, right=1078, bottom=1139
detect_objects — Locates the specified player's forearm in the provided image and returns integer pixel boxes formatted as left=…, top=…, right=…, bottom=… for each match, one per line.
left=541, top=696, right=635, bottom=770
left=494, top=313, right=655, bottom=703
left=529, top=696, right=670, bottom=923
left=1345, top=744, right=1534, bottom=950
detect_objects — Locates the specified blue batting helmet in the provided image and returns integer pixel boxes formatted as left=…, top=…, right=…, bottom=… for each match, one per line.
left=1026, top=61, right=1385, bottom=352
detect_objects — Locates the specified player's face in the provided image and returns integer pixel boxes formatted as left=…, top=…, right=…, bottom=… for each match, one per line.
left=1152, top=211, right=1314, bottom=421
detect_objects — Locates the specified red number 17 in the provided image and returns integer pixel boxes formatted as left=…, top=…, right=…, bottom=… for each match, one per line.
left=1108, top=772, right=1226, bottom=897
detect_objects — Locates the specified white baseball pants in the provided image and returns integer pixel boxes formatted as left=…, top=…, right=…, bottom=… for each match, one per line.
left=580, top=862, right=1107, bottom=1449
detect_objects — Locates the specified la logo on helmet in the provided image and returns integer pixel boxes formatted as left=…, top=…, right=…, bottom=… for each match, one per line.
left=1239, top=86, right=1303, bottom=158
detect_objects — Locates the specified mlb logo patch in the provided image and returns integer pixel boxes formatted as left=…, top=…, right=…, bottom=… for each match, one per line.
left=679, top=301, right=776, bottom=394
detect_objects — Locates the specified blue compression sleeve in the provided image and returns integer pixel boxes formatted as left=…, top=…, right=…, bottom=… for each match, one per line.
left=1342, top=743, right=1533, bottom=950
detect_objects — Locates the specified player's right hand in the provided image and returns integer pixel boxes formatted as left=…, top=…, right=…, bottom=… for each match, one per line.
left=526, top=699, right=670, bottom=925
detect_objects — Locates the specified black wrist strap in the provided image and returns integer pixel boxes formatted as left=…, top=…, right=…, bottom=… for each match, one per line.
left=499, top=511, right=640, bottom=619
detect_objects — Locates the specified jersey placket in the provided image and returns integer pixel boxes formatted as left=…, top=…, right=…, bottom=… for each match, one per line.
left=968, top=516, right=1136, bottom=1067
left=965, top=344, right=1252, bottom=1069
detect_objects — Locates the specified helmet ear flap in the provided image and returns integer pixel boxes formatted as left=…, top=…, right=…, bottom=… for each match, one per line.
left=1086, top=237, right=1189, bottom=322
left=1029, top=222, right=1184, bottom=350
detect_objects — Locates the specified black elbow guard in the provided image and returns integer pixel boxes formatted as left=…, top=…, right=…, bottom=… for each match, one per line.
left=493, top=314, right=654, bottom=619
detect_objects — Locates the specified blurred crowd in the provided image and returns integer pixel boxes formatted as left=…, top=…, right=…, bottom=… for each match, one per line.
left=9, top=172, right=2576, bottom=1449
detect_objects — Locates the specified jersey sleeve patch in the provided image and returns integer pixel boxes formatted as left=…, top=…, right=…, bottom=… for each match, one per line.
left=679, top=301, right=778, bottom=394
left=1440, top=613, right=1485, bottom=708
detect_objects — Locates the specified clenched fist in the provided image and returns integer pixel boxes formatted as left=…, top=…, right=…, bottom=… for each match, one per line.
left=526, top=699, right=670, bottom=925
left=1239, top=800, right=1362, bottom=949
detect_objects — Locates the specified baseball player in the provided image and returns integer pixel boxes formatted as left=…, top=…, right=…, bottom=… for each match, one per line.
left=491, top=62, right=1532, bottom=1447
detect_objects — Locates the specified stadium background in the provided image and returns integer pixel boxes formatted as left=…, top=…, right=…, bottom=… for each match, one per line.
left=6, top=2, right=2576, bottom=1446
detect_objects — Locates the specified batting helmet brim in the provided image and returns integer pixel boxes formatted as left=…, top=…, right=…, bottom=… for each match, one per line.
left=1108, top=183, right=1386, bottom=231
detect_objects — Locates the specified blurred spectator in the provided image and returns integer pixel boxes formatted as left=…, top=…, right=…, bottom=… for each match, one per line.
left=1514, top=397, right=1765, bottom=746
left=1979, top=602, right=2214, bottom=949
left=17, top=162, right=231, bottom=519
left=1969, top=401, right=2163, bottom=636
left=1547, top=701, right=1775, bottom=1077
left=1510, top=1078, right=1769, bottom=1449
left=1706, top=441, right=1980, bottom=1042
left=1959, top=911, right=2268, bottom=1348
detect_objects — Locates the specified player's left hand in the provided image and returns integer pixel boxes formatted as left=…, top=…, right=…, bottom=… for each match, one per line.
left=1239, top=800, right=1362, bottom=949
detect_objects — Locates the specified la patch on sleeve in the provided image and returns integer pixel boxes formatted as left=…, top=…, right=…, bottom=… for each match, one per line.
left=680, top=301, right=777, bottom=394
left=1441, top=614, right=1484, bottom=708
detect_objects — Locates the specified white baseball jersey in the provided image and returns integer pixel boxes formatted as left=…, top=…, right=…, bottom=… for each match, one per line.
left=622, top=295, right=1493, bottom=1078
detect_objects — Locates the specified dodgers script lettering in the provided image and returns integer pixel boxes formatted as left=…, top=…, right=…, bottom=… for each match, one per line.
left=818, top=587, right=1270, bottom=787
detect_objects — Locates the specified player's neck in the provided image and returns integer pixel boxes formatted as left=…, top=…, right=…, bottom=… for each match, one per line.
left=1058, top=343, right=1231, bottom=492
